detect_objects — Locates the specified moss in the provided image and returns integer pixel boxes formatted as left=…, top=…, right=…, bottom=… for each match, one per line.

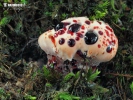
left=0, top=0, right=133, bottom=99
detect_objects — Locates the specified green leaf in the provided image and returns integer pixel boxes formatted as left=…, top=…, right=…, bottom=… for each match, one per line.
left=0, top=3, right=2, bottom=7
left=55, top=92, right=80, bottom=100
left=63, top=72, right=75, bottom=82
left=88, top=82, right=109, bottom=94
left=87, top=96, right=96, bottom=100
left=3, top=10, right=8, bottom=16
left=91, top=0, right=109, bottom=20
left=130, top=82, right=133, bottom=94
left=128, top=55, right=133, bottom=67
left=74, top=71, right=80, bottom=80
left=111, top=0, right=119, bottom=11
left=59, top=93, right=72, bottom=100
left=15, top=21, right=22, bottom=33
left=21, top=0, right=28, bottom=4
left=0, top=16, right=12, bottom=26
left=4, top=0, right=8, bottom=2
left=43, top=66, right=51, bottom=78
left=87, top=69, right=100, bottom=82
left=45, top=82, right=52, bottom=88
left=61, top=13, right=68, bottom=19
left=0, top=88, right=10, bottom=99
left=24, top=94, right=37, bottom=100
left=0, top=88, right=5, bottom=96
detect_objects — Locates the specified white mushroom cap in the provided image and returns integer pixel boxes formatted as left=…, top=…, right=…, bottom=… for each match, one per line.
left=38, top=17, right=118, bottom=66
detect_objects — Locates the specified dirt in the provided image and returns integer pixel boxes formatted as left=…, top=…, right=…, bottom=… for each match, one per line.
left=0, top=0, right=133, bottom=99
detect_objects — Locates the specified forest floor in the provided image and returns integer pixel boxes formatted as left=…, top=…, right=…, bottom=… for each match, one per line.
left=0, top=0, right=133, bottom=100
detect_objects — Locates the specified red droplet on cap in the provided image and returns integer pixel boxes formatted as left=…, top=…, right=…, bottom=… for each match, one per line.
left=85, top=20, right=90, bottom=25
left=98, top=31, right=103, bottom=35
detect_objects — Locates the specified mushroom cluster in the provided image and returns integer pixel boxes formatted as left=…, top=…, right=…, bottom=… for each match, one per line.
left=38, top=17, right=118, bottom=71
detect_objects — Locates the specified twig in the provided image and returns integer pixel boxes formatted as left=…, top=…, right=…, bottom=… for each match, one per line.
left=105, top=73, right=133, bottom=78
left=116, top=78, right=123, bottom=100
left=34, top=17, right=46, bottom=22
left=20, top=38, right=38, bottom=63
left=7, top=24, right=15, bottom=32
left=112, top=22, right=122, bottom=29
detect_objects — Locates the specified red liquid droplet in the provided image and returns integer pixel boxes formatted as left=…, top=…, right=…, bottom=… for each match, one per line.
left=58, top=30, right=65, bottom=35
left=106, top=46, right=112, bottom=53
left=59, top=38, right=65, bottom=45
left=68, top=39, right=75, bottom=47
left=98, top=44, right=101, bottom=48
left=76, top=32, right=83, bottom=38
left=73, top=20, right=77, bottom=22
left=85, top=20, right=90, bottom=25
left=75, top=37, right=80, bottom=41
left=98, top=21, right=102, bottom=24
left=105, top=30, right=110, bottom=37
left=106, top=26, right=113, bottom=32
left=54, top=33, right=58, bottom=38
left=81, top=25, right=85, bottom=30
left=49, top=35, right=56, bottom=47
left=93, top=26, right=99, bottom=29
left=98, top=31, right=103, bottom=35
left=67, top=30, right=74, bottom=35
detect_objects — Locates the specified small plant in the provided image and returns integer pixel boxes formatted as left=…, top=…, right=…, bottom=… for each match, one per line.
left=87, top=68, right=101, bottom=82
left=110, top=0, right=119, bottom=12
left=21, top=0, right=28, bottom=4
left=0, top=16, right=12, bottom=27
left=90, top=1, right=109, bottom=20
left=0, top=88, right=10, bottom=100
left=43, top=65, right=52, bottom=78
left=130, top=82, right=133, bottom=95
left=54, top=92, right=80, bottom=100
left=61, top=13, right=68, bottom=19
left=44, top=11, right=52, bottom=17
left=24, top=94, right=37, bottom=100
left=45, top=82, right=52, bottom=88
left=63, top=72, right=75, bottom=82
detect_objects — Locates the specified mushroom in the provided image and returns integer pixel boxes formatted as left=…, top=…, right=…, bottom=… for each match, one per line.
left=38, top=17, right=118, bottom=70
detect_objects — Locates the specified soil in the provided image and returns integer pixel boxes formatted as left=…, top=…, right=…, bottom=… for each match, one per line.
left=0, top=0, right=133, bottom=99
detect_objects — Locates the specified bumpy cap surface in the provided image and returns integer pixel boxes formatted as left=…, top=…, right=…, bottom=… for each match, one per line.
left=38, top=17, right=118, bottom=66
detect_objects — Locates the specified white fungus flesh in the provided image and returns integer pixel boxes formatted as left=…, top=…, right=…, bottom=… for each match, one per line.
left=38, top=17, right=118, bottom=67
